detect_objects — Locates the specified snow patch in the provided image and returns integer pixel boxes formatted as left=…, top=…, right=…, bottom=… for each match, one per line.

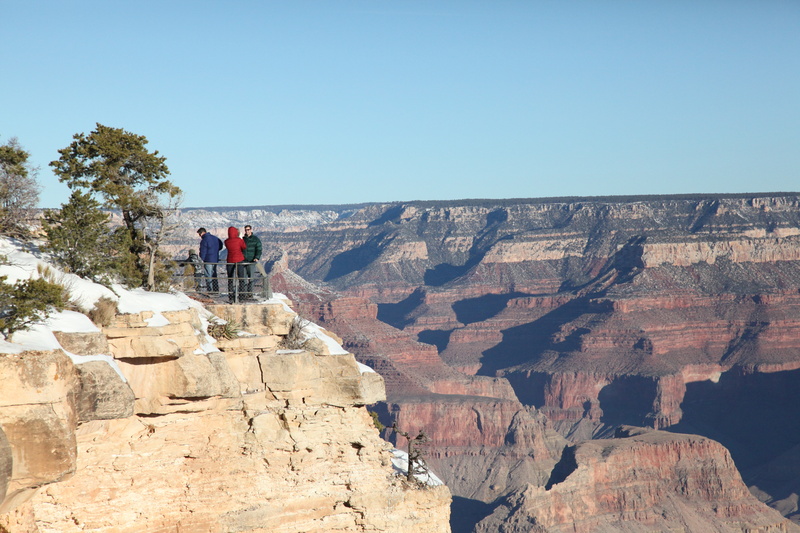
left=390, top=448, right=444, bottom=487
left=357, top=362, right=375, bottom=374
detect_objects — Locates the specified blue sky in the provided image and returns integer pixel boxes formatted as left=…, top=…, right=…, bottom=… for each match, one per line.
left=3, top=1, right=799, bottom=208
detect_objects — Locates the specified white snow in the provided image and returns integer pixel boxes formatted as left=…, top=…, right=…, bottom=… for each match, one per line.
left=296, top=320, right=349, bottom=356
left=0, top=237, right=378, bottom=386
left=357, top=362, right=375, bottom=374
left=390, top=448, right=444, bottom=487
left=0, top=237, right=220, bottom=358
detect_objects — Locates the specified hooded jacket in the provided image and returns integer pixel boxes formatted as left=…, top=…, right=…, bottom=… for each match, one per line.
left=224, top=227, right=247, bottom=263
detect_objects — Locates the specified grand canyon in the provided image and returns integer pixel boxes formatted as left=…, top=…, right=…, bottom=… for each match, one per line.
left=175, top=193, right=800, bottom=532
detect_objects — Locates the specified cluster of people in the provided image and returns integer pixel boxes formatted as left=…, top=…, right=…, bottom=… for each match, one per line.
left=189, top=225, right=262, bottom=302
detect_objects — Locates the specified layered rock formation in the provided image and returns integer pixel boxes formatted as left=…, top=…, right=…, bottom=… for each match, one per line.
left=474, top=426, right=794, bottom=533
left=0, top=295, right=451, bottom=531
left=188, top=193, right=800, bottom=530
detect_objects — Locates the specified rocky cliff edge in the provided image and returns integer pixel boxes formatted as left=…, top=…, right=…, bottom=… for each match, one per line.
left=0, top=239, right=451, bottom=532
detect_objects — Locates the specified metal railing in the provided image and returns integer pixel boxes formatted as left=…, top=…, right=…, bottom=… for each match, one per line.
left=173, top=261, right=273, bottom=303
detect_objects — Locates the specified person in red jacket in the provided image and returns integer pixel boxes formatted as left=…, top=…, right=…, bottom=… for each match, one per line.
left=224, top=226, right=247, bottom=302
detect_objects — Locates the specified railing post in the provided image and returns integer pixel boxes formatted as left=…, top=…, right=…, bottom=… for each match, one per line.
left=233, top=265, right=239, bottom=303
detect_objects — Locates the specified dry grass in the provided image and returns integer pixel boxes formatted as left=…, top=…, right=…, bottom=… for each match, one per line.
left=89, top=297, right=118, bottom=327
left=279, top=316, right=310, bottom=349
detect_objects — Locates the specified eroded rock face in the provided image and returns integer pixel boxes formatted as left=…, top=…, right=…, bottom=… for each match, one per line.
left=236, top=195, right=800, bottom=528
left=0, top=302, right=451, bottom=532
left=0, top=350, right=79, bottom=514
left=475, top=427, right=799, bottom=533
left=74, top=361, right=135, bottom=422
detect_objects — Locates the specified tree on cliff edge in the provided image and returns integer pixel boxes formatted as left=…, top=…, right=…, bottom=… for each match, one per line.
left=0, top=137, right=40, bottom=238
left=50, top=124, right=182, bottom=289
left=42, top=190, right=137, bottom=284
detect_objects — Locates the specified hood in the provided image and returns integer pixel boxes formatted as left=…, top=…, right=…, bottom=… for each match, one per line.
left=227, top=226, right=239, bottom=238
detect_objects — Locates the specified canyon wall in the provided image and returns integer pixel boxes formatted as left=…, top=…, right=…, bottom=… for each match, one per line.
left=175, top=194, right=800, bottom=531
left=0, top=297, right=451, bottom=532
left=475, top=426, right=794, bottom=533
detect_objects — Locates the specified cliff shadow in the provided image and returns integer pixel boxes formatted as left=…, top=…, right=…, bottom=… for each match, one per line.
left=376, top=288, right=426, bottom=330
left=368, top=204, right=405, bottom=226
left=416, top=329, right=453, bottom=352
left=477, top=297, right=605, bottom=376
left=545, top=445, right=578, bottom=490
left=451, top=291, right=529, bottom=326
left=668, top=367, right=800, bottom=497
left=450, top=497, right=494, bottom=533
left=423, top=232, right=514, bottom=288
left=324, top=233, right=389, bottom=281
left=669, top=367, right=800, bottom=468
left=424, top=261, right=475, bottom=287
left=597, top=376, right=658, bottom=427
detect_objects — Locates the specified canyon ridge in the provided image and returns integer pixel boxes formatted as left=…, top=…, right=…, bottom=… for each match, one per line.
left=173, top=193, right=800, bottom=532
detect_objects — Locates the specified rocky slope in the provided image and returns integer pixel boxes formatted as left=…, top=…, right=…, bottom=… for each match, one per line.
left=0, top=245, right=451, bottom=532
left=474, top=426, right=794, bottom=533
left=171, top=194, right=800, bottom=531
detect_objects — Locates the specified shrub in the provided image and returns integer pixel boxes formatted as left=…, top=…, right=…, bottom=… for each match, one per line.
left=0, top=275, right=66, bottom=337
left=88, top=297, right=118, bottom=327
left=36, top=264, right=81, bottom=311
left=369, top=410, right=385, bottom=432
left=207, top=318, right=240, bottom=340
left=279, top=316, right=310, bottom=349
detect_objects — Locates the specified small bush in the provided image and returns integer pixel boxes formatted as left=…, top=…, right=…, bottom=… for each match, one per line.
left=208, top=319, right=240, bottom=340
left=279, top=316, right=310, bottom=349
left=89, top=297, right=118, bottom=327
left=0, top=275, right=66, bottom=337
left=369, top=410, right=385, bottom=432
left=36, top=264, right=80, bottom=311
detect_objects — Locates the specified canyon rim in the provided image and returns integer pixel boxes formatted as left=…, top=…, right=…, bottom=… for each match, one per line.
left=174, top=193, right=800, bottom=532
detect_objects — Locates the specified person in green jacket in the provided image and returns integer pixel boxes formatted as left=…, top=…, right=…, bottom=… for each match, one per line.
left=242, top=224, right=262, bottom=300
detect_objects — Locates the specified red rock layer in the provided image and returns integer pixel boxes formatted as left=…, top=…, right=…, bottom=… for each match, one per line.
left=475, top=427, right=799, bottom=533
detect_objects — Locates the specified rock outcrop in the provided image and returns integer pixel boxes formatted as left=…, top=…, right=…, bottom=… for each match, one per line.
left=0, top=295, right=451, bottom=532
left=207, top=194, right=800, bottom=530
left=474, top=426, right=796, bottom=533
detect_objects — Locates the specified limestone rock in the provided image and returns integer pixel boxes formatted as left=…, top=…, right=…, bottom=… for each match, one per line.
left=206, top=302, right=297, bottom=336
left=0, top=427, right=11, bottom=509
left=75, top=361, right=135, bottom=422
left=118, top=352, right=241, bottom=415
left=52, top=331, right=110, bottom=356
left=21, top=392, right=448, bottom=532
left=259, top=351, right=386, bottom=407
left=0, top=350, right=78, bottom=514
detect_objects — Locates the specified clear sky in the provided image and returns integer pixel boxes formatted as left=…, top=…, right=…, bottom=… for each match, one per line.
left=3, top=1, right=799, bottom=208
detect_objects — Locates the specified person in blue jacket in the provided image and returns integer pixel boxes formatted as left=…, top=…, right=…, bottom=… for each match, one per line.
left=197, top=227, right=223, bottom=292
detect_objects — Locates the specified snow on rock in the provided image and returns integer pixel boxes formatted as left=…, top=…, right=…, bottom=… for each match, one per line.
left=299, top=321, right=349, bottom=355
left=390, top=448, right=444, bottom=487
left=357, top=362, right=376, bottom=374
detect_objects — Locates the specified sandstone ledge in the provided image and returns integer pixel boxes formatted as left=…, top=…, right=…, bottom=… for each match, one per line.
left=0, top=301, right=448, bottom=531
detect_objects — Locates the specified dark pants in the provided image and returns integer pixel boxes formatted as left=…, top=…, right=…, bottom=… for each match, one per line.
left=226, top=262, right=245, bottom=302
left=242, top=262, right=255, bottom=297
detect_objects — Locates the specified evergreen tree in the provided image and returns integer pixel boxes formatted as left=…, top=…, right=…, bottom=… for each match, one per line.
left=50, top=124, right=182, bottom=288
left=0, top=137, right=40, bottom=238
left=42, top=190, right=137, bottom=283
left=0, top=275, right=65, bottom=338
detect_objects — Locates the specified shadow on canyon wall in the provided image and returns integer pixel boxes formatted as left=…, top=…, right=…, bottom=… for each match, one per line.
left=477, top=297, right=613, bottom=377
left=669, top=366, right=800, bottom=503
left=452, top=292, right=530, bottom=325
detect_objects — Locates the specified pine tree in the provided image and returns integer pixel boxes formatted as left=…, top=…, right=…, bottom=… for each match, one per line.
left=0, top=276, right=65, bottom=338
left=0, top=137, right=40, bottom=238
left=42, top=190, right=138, bottom=284
left=50, top=124, right=182, bottom=288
